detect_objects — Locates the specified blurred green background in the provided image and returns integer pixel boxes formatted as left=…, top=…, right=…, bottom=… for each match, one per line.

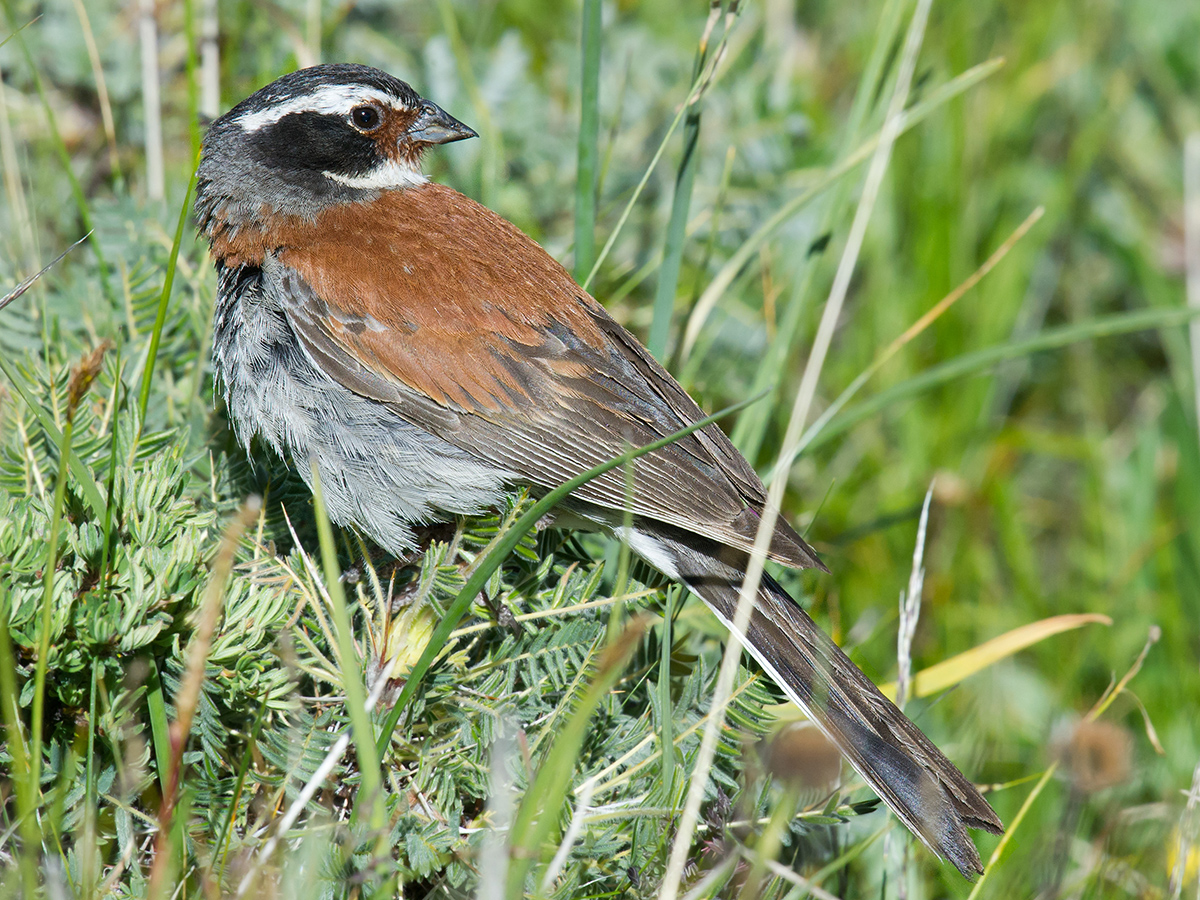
left=2, top=0, right=1199, bottom=896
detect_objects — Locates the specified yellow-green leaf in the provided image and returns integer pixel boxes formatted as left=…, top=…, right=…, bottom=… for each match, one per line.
left=885, top=613, right=1112, bottom=700
left=768, top=613, right=1111, bottom=720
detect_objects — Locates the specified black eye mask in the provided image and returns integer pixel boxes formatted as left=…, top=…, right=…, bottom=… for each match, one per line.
left=249, top=111, right=382, bottom=181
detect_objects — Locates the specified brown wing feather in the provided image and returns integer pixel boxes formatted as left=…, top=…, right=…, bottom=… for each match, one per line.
left=272, top=184, right=823, bottom=570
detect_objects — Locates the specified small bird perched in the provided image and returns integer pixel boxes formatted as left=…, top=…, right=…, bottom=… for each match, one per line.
left=196, top=64, right=1002, bottom=876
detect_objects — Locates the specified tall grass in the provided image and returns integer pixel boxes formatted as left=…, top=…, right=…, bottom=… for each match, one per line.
left=1, top=0, right=1198, bottom=897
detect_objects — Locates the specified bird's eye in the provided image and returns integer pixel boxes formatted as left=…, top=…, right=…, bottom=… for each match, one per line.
left=350, top=105, right=382, bottom=131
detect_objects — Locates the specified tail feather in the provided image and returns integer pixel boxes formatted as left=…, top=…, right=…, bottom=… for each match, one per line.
left=641, top=524, right=1003, bottom=878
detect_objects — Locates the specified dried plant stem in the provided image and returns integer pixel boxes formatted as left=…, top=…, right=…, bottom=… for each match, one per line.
left=895, top=483, right=933, bottom=712
left=450, top=588, right=655, bottom=639
left=1169, top=760, right=1200, bottom=899
left=582, top=12, right=737, bottom=292
left=476, top=727, right=517, bottom=900
left=888, top=482, right=933, bottom=899
left=659, top=1, right=933, bottom=896
left=68, top=0, right=121, bottom=180
left=234, top=659, right=402, bottom=898
left=540, top=776, right=598, bottom=891
left=0, top=64, right=38, bottom=273
left=1185, top=134, right=1200, bottom=437
left=770, top=206, right=1044, bottom=478
left=147, top=498, right=260, bottom=898
left=200, top=0, right=220, bottom=118
left=139, top=0, right=164, bottom=200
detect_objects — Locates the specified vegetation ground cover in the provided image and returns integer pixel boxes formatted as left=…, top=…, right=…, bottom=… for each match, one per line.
left=1, top=0, right=1198, bottom=896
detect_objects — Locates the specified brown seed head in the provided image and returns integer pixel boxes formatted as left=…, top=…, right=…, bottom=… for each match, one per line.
left=759, top=722, right=843, bottom=789
left=1057, top=719, right=1133, bottom=793
left=67, top=339, right=113, bottom=420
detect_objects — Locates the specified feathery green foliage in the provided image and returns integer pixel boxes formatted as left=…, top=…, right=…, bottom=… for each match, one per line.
left=2, top=0, right=1199, bottom=897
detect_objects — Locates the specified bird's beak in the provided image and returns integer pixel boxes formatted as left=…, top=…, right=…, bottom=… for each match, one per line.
left=407, top=101, right=478, bottom=145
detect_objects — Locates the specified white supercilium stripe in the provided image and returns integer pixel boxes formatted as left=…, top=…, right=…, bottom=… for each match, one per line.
left=238, top=84, right=401, bottom=132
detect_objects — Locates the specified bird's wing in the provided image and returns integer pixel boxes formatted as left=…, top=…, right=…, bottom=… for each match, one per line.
left=269, top=183, right=822, bottom=570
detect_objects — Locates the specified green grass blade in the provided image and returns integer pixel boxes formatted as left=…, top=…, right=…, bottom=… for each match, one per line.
left=97, top=352, right=124, bottom=596
left=0, top=580, right=40, bottom=897
left=965, top=765, right=1056, bottom=900
left=842, top=0, right=908, bottom=149
left=183, top=0, right=202, bottom=163
left=647, top=4, right=723, bottom=360
left=144, top=658, right=173, bottom=798
left=680, top=0, right=913, bottom=372
left=67, top=0, right=122, bottom=185
left=137, top=158, right=200, bottom=423
left=574, top=0, right=601, bottom=282
left=583, top=87, right=688, bottom=293
left=646, top=121, right=697, bottom=360
left=81, top=664, right=100, bottom=898
left=29, top=416, right=74, bottom=794
left=310, top=462, right=385, bottom=832
left=801, top=306, right=1200, bottom=457
left=657, top=585, right=678, bottom=800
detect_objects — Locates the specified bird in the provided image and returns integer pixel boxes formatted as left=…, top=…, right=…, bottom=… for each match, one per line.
left=195, top=63, right=1003, bottom=877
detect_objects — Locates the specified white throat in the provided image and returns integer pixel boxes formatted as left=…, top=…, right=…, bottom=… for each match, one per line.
left=238, top=84, right=401, bottom=132
left=323, top=160, right=428, bottom=191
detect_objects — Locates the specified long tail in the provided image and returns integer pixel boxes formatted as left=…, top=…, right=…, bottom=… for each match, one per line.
left=638, top=523, right=1004, bottom=878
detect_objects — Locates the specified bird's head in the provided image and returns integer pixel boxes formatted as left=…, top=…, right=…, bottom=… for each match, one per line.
left=195, top=64, right=476, bottom=232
